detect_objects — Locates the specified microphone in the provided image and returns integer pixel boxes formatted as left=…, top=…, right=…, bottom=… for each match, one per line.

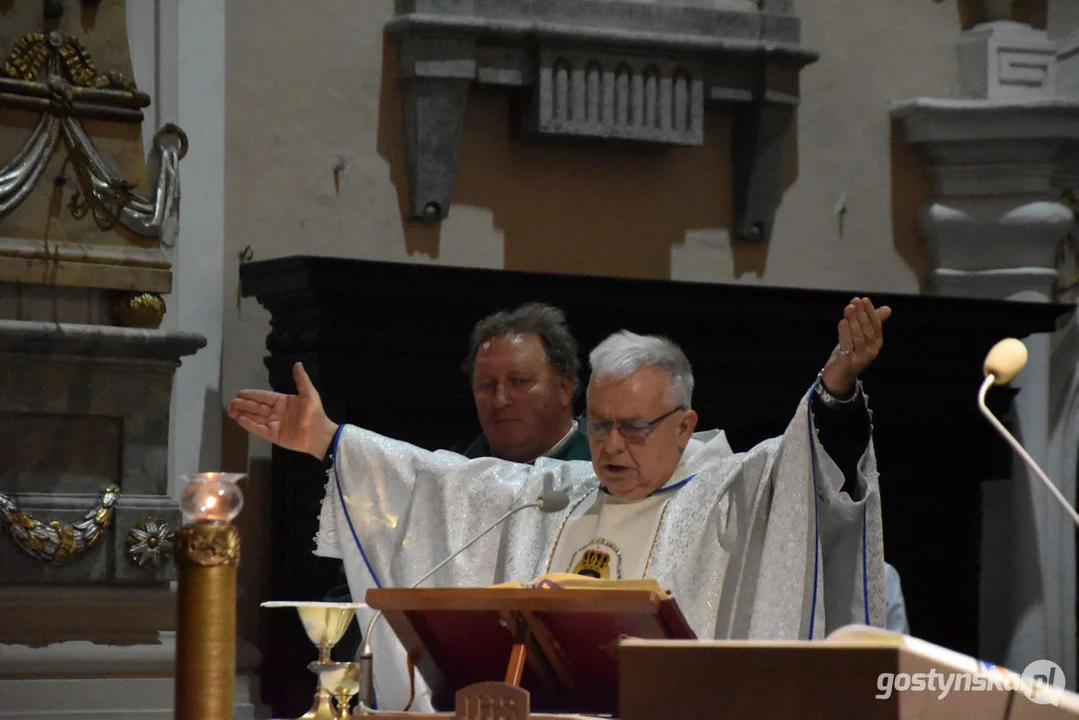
left=978, top=338, right=1079, bottom=527
left=357, top=487, right=570, bottom=711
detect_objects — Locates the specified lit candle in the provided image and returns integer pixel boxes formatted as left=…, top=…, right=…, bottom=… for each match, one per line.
left=179, top=472, right=244, bottom=523
left=175, top=472, right=245, bottom=720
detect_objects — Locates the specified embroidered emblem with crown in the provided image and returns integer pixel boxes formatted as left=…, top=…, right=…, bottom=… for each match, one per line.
left=573, top=548, right=611, bottom=579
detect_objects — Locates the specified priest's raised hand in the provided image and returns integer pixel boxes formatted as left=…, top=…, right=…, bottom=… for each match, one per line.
left=226, top=361, right=339, bottom=459
left=818, top=296, right=892, bottom=398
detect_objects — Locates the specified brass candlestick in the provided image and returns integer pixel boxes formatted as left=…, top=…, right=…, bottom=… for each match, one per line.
left=174, top=473, right=245, bottom=720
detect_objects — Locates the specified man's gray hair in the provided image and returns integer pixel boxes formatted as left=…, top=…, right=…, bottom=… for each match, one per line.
left=588, top=330, right=694, bottom=407
left=463, top=302, right=581, bottom=396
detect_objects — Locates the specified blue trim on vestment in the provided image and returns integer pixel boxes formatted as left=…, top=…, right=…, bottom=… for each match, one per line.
left=331, top=425, right=382, bottom=589
left=652, top=473, right=697, bottom=495
left=598, top=473, right=697, bottom=496
left=862, top=505, right=870, bottom=624
left=806, top=390, right=822, bottom=641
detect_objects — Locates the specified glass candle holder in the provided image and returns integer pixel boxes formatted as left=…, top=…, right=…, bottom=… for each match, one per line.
left=179, top=472, right=245, bottom=522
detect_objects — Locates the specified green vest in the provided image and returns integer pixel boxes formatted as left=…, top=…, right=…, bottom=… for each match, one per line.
left=461, top=421, right=591, bottom=462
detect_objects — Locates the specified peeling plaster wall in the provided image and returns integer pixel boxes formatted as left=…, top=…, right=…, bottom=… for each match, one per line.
left=222, top=0, right=959, bottom=413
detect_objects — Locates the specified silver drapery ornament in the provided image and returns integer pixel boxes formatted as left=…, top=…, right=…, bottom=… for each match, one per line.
left=0, top=28, right=185, bottom=245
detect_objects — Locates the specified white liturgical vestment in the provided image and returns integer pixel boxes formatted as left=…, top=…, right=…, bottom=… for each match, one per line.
left=548, top=443, right=703, bottom=581
left=314, top=390, right=886, bottom=712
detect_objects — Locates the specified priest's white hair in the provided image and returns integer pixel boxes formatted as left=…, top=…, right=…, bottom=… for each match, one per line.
left=588, top=330, right=694, bottom=408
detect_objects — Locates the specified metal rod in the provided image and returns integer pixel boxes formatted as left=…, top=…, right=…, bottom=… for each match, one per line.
left=978, top=374, right=1079, bottom=526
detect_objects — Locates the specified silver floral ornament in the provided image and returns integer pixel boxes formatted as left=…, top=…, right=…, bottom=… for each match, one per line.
left=126, top=517, right=175, bottom=568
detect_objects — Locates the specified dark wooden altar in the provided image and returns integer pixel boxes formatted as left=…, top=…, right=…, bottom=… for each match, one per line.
left=240, top=256, right=1072, bottom=717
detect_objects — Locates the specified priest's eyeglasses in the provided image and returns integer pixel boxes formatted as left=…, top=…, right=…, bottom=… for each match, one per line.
left=587, top=406, right=687, bottom=443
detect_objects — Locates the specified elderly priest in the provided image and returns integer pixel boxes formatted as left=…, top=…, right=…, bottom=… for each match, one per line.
left=228, top=297, right=891, bottom=711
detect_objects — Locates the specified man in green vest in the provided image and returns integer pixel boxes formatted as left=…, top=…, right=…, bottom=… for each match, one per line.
left=326, top=302, right=589, bottom=640
left=459, top=302, right=590, bottom=463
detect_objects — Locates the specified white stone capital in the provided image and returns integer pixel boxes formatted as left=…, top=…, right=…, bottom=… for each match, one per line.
left=892, top=98, right=1079, bottom=301
left=927, top=267, right=1060, bottom=300
left=919, top=199, right=1072, bottom=271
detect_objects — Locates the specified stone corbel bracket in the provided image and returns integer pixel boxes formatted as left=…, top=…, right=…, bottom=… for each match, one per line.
left=386, top=0, right=817, bottom=243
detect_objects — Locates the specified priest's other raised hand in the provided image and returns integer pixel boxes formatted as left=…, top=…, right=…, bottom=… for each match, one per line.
left=227, top=362, right=339, bottom=459
left=818, top=297, right=892, bottom=398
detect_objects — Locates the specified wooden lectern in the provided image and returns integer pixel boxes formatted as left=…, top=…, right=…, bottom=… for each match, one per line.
left=365, top=586, right=695, bottom=718
left=363, top=587, right=1079, bottom=720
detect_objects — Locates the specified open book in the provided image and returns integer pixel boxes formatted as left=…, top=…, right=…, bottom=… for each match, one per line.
left=489, top=572, right=666, bottom=592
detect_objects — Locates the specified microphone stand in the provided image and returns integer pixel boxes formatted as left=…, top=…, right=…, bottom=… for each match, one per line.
left=356, top=498, right=545, bottom=714
left=977, top=374, right=1079, bottom=527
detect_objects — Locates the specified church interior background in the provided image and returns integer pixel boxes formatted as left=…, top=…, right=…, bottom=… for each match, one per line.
left=3, top=0, right=1079, bottom=716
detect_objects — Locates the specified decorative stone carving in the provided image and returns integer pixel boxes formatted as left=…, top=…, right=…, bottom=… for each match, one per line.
left=0, top=0, right=182, bottom=317
left=108, top=291, right=167, bottom=329
left=1057, top=28, right=1079, bottom=100
left=893, top=3, right=1079, bottom=301
left=899, top=7, right=1079, bottom=682
left=0, top=5, right=218, bottom=718
left=387, top=0, right=817, bottom=242
left=0, top=484, right=118, bottom=565
left=0, top=320, right=205, bottom=584
left=125, top=516, right=174, bottom=568
left=524, top=51, right=703, bottom=145
left=957, top=21, right=1056, bottom=100
left=891, top=99, right=1079, bottom=300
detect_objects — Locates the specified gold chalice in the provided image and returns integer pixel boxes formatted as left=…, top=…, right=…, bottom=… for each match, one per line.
left=261, top=601, right=368, bottom=720
left=314, top=661, right=361, bottom=720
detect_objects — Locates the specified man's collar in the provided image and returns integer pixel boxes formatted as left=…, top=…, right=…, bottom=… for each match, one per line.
left=471, top=417, right=579, bottom=463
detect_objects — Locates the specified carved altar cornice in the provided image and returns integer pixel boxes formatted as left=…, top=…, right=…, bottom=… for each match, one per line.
left=386, top=0, right=817, bottom=243
left=892, top=98, right=1079, bottom=146
left=0, top=318, right=206, bottom=361
left=0, top=236, right=172, bottom=294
